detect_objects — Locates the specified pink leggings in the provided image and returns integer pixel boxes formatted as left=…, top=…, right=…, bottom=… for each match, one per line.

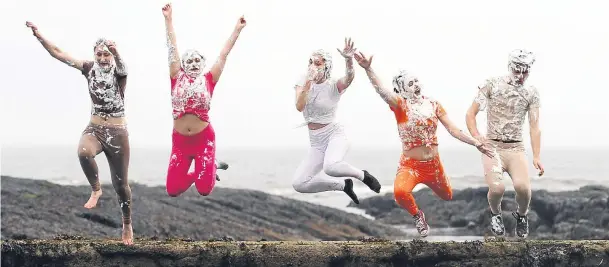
left=166, top=124, right=216, bottom=197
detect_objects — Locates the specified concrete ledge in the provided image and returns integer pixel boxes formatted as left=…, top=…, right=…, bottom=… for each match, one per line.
left=2, top=238, right=608, bottom=267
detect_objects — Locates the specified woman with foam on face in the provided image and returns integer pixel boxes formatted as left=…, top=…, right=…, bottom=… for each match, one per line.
left=353, top=51, right=494, bottom=237
left=162, top=3, right=245, bottom=197
left=25, top=21, right=134, bottom=245
left=292, top=39, right=382, bottom=205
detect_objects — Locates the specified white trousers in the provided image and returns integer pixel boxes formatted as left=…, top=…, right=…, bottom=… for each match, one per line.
left=292, top=123, right=364, bottom=193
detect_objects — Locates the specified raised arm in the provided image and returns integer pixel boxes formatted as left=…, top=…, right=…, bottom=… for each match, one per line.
left=25, top=21, right=84, bottom=71
left=210, top=16, right=247, bottom=84
left=162, top=3, right=180, bottom=79
left=104, top=40, right=127, bottom=77
left=335, top=38, right=356, bottom=93
left=353, top=51, right=399, bottom=108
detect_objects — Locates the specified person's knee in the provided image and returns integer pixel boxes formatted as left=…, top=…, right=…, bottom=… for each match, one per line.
left=513, top=181, right=531, bottom=196
left=291, top=170, right=310, bottom=192
left=322, top=161, right=341, bottom=177
left=196, top=184, right=213, bottom=196
left=488, top=184, right=505, bottom=197
left=166, top=183, right=184, bottom=197
left=292, top=178, right=308, bottom=193
left=166, top=189, right=181, bottom=197
left=393, top=187, right=417, bottom=215
left=113, top=181, right=131, bottom=198
left=194, top=174, right=215, bottom=196
left=486, top=175, right=506, bottom=195
left=394, top=186, right=414, bottom=201
left=437, top=188, right=453, bottom=201
left=78, top=146, right=97, bottom=159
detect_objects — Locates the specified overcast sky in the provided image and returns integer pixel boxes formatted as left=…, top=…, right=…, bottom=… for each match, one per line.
left=1, top=0, right=607, bottom=150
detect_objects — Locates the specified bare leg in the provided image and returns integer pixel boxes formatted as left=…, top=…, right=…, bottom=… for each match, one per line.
left=77, top=129, right=104, bottom=209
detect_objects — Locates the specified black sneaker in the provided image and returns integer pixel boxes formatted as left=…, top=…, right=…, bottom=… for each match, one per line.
left=413, top=210, right=430, bottom=237
left=362, top=170, right=381, bottom=193
left=215, top=174, right=220, bottom=181
left=490, top=211, right=505, bottom=236
left=216, top=160, right=229, bottom=170
left=343, top=179, right=360, bottom=204
left=512, top=211, right=529, bottom=238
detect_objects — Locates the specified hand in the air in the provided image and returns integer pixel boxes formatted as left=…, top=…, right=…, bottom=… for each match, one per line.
left=25, top=21, right=40, bottom=37
left=235, top=16, right=247, bottom=31
left=162, top=3, right=173, bottom=19
left=337, top=37, right=356, bottom=58
left=353, top=51, right=373, bottom=70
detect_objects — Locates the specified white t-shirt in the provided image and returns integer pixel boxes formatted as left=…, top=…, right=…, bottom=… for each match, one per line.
left=294, top=76, right=344, bottom=125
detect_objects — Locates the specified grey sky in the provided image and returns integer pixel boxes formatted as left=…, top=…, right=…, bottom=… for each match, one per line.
left=2, top=0, right=607, bottom=149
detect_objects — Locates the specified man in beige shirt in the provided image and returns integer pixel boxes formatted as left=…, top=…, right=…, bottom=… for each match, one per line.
left=466, top=49, right=545, bottom=238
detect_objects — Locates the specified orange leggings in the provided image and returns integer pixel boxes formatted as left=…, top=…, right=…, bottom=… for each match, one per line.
left=393, top=154, right=453, bottom=216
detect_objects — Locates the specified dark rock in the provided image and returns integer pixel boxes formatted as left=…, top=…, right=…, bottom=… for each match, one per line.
left=350, top=186, right=609, bottom=239
left=1, top=176, right=405, bottom=241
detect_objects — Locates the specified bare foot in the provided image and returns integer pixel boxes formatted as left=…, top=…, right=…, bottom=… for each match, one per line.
left=122, top=223, right=134, bottom=245
left=84, top=190, right=102, bottom=209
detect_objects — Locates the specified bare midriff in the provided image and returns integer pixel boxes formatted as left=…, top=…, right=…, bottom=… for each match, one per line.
left=307, top=122, right=329, bottom=130
left=402, top=145, right=439, bottom=161
left=173, top=114, right=209, bottom=136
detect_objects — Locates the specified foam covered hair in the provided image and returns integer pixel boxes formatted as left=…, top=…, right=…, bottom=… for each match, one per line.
left=93, top=38, right=108, bottom=51
left=311, top=49, right=333, bottom=79
left=392, top=70, right=411, bottom=94
left=508, top=49, right=536, bottom=70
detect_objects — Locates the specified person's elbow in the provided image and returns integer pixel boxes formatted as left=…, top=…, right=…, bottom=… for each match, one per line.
left=465, top=106, right=479, bottom=124
left=295, top=102, right=305, bottom=112
left=465, top=105, right=477, bottom=119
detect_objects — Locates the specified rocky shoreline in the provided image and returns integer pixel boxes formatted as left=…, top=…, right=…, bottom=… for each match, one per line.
left=349, top=185, right=609, bottom=239
left=3, top=239, right=609, bottom=267
left=0, top=176, right=404, bottom=241
left=3, top=175, right=609, bottom=242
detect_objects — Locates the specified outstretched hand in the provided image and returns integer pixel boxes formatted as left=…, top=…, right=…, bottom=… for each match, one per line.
left=354, top=51, right=373, bottom=70
left=476, top=142, right=495, bottom=159
left=162, top=3, right=173, bottom=19
left=235, top=16, right=247, bottom=31
left=336, top=37, right=356, bottom=58
left=25, top=21, right=40, bottom=37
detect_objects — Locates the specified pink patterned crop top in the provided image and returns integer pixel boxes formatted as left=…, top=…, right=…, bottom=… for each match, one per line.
left=171, top=70, right=217, bottom=122
left=390, top=96, right=447, bottom=152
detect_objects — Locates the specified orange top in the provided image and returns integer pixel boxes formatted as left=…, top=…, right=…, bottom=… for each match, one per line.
left=390, top=96, right=446, bottom=151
